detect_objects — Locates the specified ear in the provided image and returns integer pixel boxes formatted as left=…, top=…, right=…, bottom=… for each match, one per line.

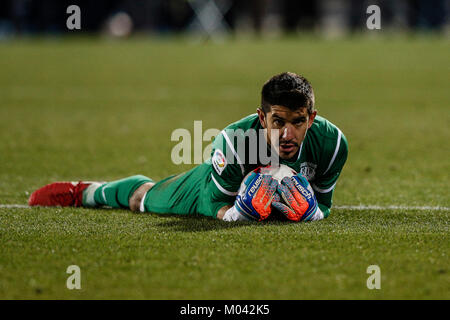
left=257, top=108, right=267, bottom=129
left=308, top=111, right=317, bottom=129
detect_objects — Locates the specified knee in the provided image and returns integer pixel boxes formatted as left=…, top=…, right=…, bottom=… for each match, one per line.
left=129, top=182, right=154, bottom=212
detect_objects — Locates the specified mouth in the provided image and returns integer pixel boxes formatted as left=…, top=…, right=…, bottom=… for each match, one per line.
left=279, top=143, right=296, bottom=154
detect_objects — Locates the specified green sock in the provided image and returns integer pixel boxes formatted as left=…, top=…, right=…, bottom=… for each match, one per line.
left=84, top=175, right=153, bottom=209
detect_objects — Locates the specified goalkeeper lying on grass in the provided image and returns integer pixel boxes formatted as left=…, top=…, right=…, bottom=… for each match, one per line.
left=29, top=72, right=348, bottom=222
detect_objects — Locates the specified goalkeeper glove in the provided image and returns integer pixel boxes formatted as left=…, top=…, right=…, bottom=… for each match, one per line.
left=272, top=174, right=318, bottom=222
left=223, top=172, right=278, bottom=222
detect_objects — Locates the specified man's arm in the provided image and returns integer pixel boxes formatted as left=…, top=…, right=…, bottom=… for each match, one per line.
left=217, top=173, right=278, bottom=222
left=312, top=132, right=348, bottom=218
left=217, top=205, right=232, bottom=220
left=200, top=130, right=246, bottom=218
left=203, top=128, right=281, bottom=221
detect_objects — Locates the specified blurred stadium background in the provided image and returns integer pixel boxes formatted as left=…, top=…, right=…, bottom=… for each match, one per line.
left=0, top=0, right=448, bottom=38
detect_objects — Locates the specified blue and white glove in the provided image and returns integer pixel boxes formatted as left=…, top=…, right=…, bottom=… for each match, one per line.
left=272, top=174, right=319, bottom=222
left=223, top=172, right=278, bottom=222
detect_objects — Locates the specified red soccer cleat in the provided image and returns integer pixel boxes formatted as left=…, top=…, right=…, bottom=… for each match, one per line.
left=28, top=182, right=90, bottom=207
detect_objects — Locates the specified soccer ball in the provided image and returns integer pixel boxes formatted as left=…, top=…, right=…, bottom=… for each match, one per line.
left=238, top=164, right=297, bottom=196
left=236, top=164, right=298, bottom=220
left=257, top=164, right=297, bottom=182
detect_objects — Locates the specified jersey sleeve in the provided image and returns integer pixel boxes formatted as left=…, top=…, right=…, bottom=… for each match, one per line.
left=312, top=130, right=348, bottom=218
left=204, top=130, right=246, bottom=217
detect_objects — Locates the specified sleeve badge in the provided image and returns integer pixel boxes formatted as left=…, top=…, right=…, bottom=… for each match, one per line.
left=212, top=149, right=227, bottom=176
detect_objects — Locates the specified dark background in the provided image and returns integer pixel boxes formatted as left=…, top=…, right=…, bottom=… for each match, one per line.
left=0, top=0, right=447, bottom=37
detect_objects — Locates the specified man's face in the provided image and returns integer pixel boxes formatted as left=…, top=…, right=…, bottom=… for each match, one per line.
left=258, top=105, right=316, bottom=160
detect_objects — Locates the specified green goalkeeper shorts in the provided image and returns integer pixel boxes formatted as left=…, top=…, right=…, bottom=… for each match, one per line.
left=141, top=163, right=216, bottom=217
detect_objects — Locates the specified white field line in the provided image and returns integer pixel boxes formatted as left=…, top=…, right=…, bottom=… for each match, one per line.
left=334, top=205, right=449, bottom=211
left=0, top=204, right=449, bottom=211
left=0, top=204, right=31, bottom=208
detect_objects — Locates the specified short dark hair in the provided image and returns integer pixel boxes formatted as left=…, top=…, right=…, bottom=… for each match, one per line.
left=261, top=72, right=315, bottom=114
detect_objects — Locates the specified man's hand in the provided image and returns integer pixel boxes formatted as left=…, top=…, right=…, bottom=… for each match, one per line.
left=272, top=174, right=318, bottom=222
left=223, top=172, right=278, bottom=222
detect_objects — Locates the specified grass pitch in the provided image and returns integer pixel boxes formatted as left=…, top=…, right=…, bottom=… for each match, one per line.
left=0, top=36, right=449, bottom=299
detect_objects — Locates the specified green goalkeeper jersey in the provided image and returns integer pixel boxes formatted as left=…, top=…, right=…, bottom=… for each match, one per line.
left=205, top=113, right=348, bottom=218
left=142, top=113, right=348, bottom=219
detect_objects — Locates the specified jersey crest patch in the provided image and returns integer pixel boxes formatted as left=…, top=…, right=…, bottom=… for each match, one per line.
left=212, top=149, right=227, bottom=175
left=299, top=162, right=317, bottom=181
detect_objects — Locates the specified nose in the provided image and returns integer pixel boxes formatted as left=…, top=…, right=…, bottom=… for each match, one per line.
left=281, top=124, right=295, bottom=141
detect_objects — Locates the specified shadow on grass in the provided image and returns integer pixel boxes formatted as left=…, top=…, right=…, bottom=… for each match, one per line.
left=105, top=207, right=293, bottom=232
left=146, top=212, right=289, bottom=233
left=25, top=206, right=291, bottom=232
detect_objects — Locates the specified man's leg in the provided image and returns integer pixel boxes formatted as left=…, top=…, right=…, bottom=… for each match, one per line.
left=140, top=164, right=213, bottom=217
left=88, top=175, right=153, bottom=209
left=128, top=182, right=154, bottom=212
left=29, top=175, right=153, bottom=210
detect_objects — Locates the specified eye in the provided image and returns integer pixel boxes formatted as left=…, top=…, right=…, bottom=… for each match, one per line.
left=273, top=119, right=284, bottom=127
